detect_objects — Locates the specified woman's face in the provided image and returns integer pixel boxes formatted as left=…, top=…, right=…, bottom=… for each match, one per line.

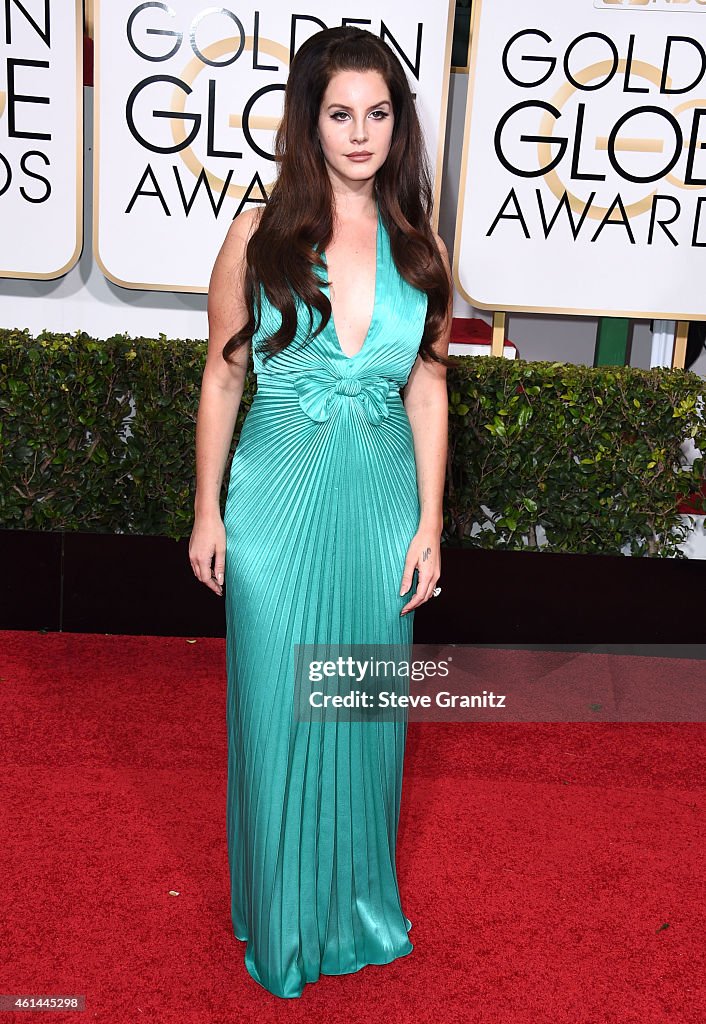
left=317, top=69, right=394, bottom=188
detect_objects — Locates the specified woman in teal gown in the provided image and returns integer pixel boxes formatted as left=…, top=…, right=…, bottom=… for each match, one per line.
left=190, top=26, right=452, bottom=999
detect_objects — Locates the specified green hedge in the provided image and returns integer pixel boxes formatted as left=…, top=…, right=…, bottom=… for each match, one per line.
left=446, top=356, right=706, bottom=556
left=1, top=328, right=705, bottom=556
left=0, top=328, right=245, bottom=539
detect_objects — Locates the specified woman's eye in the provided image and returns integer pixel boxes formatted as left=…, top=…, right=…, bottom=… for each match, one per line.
left=329, top=109, right=389, bottom=121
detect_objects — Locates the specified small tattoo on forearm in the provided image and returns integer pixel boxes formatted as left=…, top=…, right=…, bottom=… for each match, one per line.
left=422, top=547, right=431, bottom=561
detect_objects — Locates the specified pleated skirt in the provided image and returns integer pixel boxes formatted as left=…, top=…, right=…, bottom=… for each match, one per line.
left=223, top=386, right=419, bottom=998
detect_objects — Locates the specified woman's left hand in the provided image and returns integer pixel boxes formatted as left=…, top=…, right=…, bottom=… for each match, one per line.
left=399, top=526, right=442, bottom=616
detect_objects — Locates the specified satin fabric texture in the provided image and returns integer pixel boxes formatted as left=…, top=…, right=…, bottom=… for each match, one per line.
left=223, top=206, right=428, bottom=998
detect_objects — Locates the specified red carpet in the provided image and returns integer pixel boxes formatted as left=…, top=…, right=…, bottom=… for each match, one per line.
left=1, top=632, right=703, bottom=1023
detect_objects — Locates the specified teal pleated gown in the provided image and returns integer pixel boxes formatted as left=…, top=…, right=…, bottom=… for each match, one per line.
left=223, top=206, right=428, bottom=998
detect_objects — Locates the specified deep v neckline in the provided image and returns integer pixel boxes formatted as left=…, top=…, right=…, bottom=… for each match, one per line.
left=320, top=206, right=382, bottom=361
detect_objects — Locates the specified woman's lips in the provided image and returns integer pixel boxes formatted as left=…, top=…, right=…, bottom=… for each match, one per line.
left=346, top=152, right=372, bottom=161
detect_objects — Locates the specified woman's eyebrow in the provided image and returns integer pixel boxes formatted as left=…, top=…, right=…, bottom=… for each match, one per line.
left=326, top=100, right=391, bottom=111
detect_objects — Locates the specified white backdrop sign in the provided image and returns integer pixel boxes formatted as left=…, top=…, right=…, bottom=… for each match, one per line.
left=94, top=2, right=454, bottom=293
left=456, top=0, right=706, bottom=319
left=0, top=0, right=83, bottom=280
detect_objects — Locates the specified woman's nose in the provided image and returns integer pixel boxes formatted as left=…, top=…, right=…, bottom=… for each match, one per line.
left=349, top=118, right=368, bottom=142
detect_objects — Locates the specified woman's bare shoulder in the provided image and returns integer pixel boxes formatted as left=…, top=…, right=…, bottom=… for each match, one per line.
left=431, top=227, right=449, bottom=259
left=219, top=204, right=265, bottom=262
left=209, top=206, right=264, bottom=294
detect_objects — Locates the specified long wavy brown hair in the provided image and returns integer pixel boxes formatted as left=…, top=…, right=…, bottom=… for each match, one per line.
left=222, top=26, right=453, bottom=368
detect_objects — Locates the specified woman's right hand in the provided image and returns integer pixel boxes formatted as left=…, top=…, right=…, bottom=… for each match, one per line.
left=189, top=509, right=226, bottom=597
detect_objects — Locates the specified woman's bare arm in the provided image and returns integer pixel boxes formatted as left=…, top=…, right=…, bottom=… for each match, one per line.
left=398, top=232, right=452, bottom=611
left=190, top=206, right=261, bottom=594
left=403, top=232, right=451, bottom=527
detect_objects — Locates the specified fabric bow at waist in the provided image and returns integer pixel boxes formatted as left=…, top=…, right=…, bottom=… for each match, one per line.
left=256, top=370, right=393, bottom=424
